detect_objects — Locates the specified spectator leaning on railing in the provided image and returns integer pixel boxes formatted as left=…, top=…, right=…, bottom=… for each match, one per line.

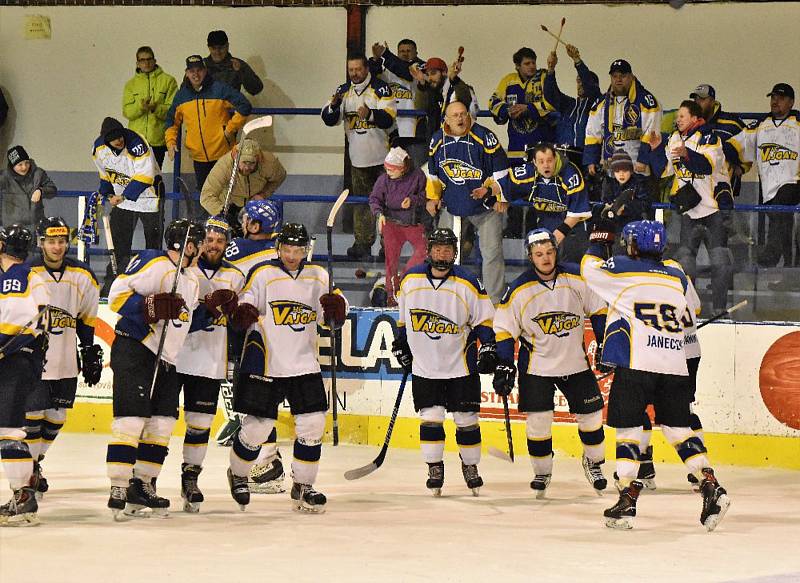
left=1, top=146, right=57, bottom=231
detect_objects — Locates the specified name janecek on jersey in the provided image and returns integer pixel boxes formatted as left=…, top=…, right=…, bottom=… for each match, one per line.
left=409, top=309, right=460, bottom=339
left=645, top=335, right=683, bottom=350
left=534, top=311, right=582, bottom=337
left=270, top=300, right=317, bottom=330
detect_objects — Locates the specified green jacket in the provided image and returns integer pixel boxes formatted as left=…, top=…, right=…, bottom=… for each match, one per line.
left=122, top=66, right=178, bottom=148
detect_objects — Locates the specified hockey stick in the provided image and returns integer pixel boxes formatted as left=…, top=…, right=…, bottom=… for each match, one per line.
left=326, top=189, right=349, bottom=446
left=488, top=395, right=515, bottom=463
left=595, top=299, right=749, bottom=382
left=101, top=211, right=118, bottom=277
left=175, top=176, right=197, bottom=221
left=306, top=236, right=316, bottom=262
left=222, top=116, right=274, bottom=215
left=149, top=225, right=191, bottom=398
left=344, top=372, right=409, bottom=480
left=0, top=305, right=51, bottom=360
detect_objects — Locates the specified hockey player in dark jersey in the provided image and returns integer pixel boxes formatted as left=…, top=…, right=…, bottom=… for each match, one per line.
left=392, top=228, right=496, bottom=496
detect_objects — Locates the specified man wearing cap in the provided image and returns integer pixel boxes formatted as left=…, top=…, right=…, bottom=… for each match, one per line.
left=165, top=55, right=252, bottom=191
left=726, top=83, right=799, bottom=274
left=1, top=146, right=57, bottom=230
left=122, top=46, right=178, bottom=169
left=200, top=138, right=287, bottom=229
left=584, top=59, right=662, bottom=178
left=204, top=30, right=263, bottom=96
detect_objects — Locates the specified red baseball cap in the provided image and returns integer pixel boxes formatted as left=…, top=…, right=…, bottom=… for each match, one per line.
left=422, top=58, right=448, bottom=74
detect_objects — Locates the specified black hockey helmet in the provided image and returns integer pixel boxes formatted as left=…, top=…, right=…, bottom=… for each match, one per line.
left=1, top=223, right=33, bottom=260
left=427, top=227, right=458, bottom=270
left=276, top=223, right=310, bottom=248
left=164, top=218, right=205, bottom=251
left=37, top=216, right=70, bottom=240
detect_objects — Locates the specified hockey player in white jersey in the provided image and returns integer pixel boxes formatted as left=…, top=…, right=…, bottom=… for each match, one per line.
left=25, top=218, right=101, bottom=499
left=226, top=223, right=348, bottom=513
left=175, top=216, right=244, bottom=512
left=392, top=228, right=496, bottom=497
left=581, top=220, right=730, bottom=531
left=493, top=228, right=608, bottom=498
left=105, top=219, right=202, bottom=519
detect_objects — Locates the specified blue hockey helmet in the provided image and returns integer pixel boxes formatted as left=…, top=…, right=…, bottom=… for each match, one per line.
left=622, top=220, right=666, bottom=257
left=244, top=199, right=282, bottom=235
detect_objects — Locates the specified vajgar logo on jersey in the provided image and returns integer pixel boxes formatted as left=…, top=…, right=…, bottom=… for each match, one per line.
left=533, top=311, right=581, bottom=338
left=409, top=309, right=460, bottom=340
left=104, top=168, right=132, bottom=187
left=527, top=196, right=568, bottom=213
left=270, top=300, right=317, bottom=331
left=759, top=143, right=798, bottom=165
left=345, top=112, right=376, bottom=134
left=45, top=306, right=77, bottom=336
left=439, top=159, right=483, bottom=185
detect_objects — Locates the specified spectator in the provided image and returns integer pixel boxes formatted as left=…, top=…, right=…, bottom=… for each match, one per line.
left=92, top=117, right=161, bottom=295
left=122, top=46, right=178, bottom=169
left=426, top=100, right=509, bottom=303
left=543, top=44, right=602, bottom=167
left=370, top=39, right=427, bottom=168
left=726, top=83, right=799, bottom=277
left=369, top=147, right=428, bottom=306
left=660, top=100, right=732, bottom=310
left=200, top=138, right=287, bottom=229
left=204, top=30, right=264, bottom=96
left=598, top=150, right=652, bottom=251
left=584, top=59, right=662, bottom=178
left=501, top=142, right=591, bottom=262
left=322, top=53, right=396, bottom=260
left=165, top=55, right=252, bottom=191
left=1, top=146, right=57, bottom=231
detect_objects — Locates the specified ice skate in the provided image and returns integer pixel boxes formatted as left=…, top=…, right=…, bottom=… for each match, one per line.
left=248, top=451, right=285, bottom=494
left=699, top=468, right=730, bottom=532
left=30, top=459, right=49, bottom=501
left=530, top=474, right=551, bottom=499
left=227, top=468, right=250, bottom=511
left=460, top=460, right=483, bottom=497
left=582, top=457, right=607, bottom=494
left=426, top=461, right=444, bottom=497
left=124, top=477, right=170, bottom=518
left=181, top=464, right=204, bottom=513
left=290, top=482, right=326, bottom=514
left=687, top=472, right=700, bottom=491
left=604, top=480, right=642, bottom=530
left=0, top=487, right=39, bottom=527
left=108, top=485, right=129, bottom=522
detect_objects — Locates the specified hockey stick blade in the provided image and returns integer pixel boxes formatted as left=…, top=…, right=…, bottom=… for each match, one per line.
left=242, top=115, right=273, bottom=134
left=488, top=446, right=514, bottom=463
left=327, top=189, right=350, bottom=228
left=344, top=454, right=385, bottom=481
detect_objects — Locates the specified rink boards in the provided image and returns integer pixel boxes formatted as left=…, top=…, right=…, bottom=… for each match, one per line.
left=68, top=306, right=800, bottom=469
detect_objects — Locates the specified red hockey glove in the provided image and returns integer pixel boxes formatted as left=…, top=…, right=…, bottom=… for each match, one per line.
left=143, top=293, right=185, bottom=324
left=231, top=303, right=260, bottom=331
left=205, top=289, right=238, bottom=318
left=320, top=293, right=346, bottom=329
left=589, top=228, right=616, bottom=245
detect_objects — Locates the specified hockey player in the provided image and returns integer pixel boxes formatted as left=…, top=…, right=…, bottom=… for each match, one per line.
left=0, top=225, right=47, bottom=525
left=105, top=219, right=202, bottom=519
left=226, top=223, right=348, bottom=513
left=581, top=220, right=730, bottom=531
left=175, top=216, right=244, bottom=512
left=493, top=228, right=608, bottom=498
left=24, top=217, right=101, bottom=499
left=392, top=228, right=496, bottom=497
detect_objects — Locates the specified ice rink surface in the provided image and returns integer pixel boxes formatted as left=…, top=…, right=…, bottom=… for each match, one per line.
left=1, top=433, right=799, bottom=583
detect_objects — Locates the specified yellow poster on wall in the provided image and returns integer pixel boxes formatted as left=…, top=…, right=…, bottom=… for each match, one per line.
left=24, top=14, right=52, bottom=40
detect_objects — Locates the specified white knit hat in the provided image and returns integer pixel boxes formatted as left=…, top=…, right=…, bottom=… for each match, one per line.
left=384, top=147, right=409, bottom=170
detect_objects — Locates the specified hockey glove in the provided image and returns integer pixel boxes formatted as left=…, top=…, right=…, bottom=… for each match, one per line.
left=320, top=293, right=347, bottom=330
left=79, top=344, right=104, bottom=386
left=589, top=223, right=616, bottom=245
left=391, top=337, right=413, bottom=374
left=493, top=362, right=516, bottom=397
left=476, top=341, right=498, bottom=374
left=205, top=289, right=238, bottom=319
left=231, top=303, right=260, bottom=331
left=143, top=293, right=185, bottom=324
left=481, top=193, right=499, bottom=211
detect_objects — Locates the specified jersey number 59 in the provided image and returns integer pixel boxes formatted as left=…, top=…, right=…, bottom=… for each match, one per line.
left=634, top=302, right=682, bottom=333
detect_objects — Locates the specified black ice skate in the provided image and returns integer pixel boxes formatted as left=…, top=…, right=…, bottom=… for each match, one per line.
left=108, top=485, right=128, bottom=522
left=426, top=461, right=444, bottom=497
left=30, top=459, right=49, bottom=501
left=227, top=468, right=250, bottom=511
left=124, top=477, right=170, bottom=518
left=0, top=487, right=39, bottom=527
left=460, top=460, right=483, bottom=497
left=604, top=480, right=643, bottom=530
left=687, top=472, right=700, bottom=491
left=249, top=451, right=285, bottom=494
left=699, top=468, right=730, bottom=532
left=290, top=482, right=327, bottom=513
left=530, top=474, right=551, bottom=499
left=637, top=446, right=657, bottom=490
left=181, top=464, right=204, bottom=513
left=582, top=457, right=607, bottom=494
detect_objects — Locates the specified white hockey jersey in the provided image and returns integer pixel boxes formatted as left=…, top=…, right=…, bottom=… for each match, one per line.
left=664, top=259, right=701, bottom=360
left=494, top=264, right=607, bottom=377
left=727, top=112, right=800, bottom=204
left=29, top=257, right=99, bottom=380
left=239, top=260, right=349, bottom=378
left=581, top=251, right=689, bottom=376
left=397, top=263, right=495, bottom=379
left=92, top=130, right=160, bottom=213
left=176, top=257, right=244, bottom=380
left=108, top=250, right=200, bottom=365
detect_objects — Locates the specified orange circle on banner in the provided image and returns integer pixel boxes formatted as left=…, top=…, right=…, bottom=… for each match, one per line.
left=759, top=331, right=800, bottom=430
left=94, top=317, right=116, bottom=368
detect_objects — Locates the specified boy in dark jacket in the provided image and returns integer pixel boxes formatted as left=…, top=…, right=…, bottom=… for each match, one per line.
left=597, top=150, right=652, bottom=246
left=0, top=146, right=57, bottom=230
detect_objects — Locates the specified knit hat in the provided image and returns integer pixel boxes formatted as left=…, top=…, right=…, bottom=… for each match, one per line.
left=238, top=139, right=260, bottom=164
left=7, top=145, right=30, bottom=167
left=610, top=150, right=633, bottom=172
left=101, top=117, right=125, bottom=144
left=384, top=147, right=409, bottom=172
